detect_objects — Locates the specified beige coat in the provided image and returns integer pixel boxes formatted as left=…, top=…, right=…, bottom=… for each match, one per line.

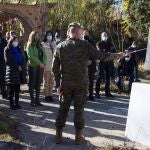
left=42, top=42, right=56, bottom=71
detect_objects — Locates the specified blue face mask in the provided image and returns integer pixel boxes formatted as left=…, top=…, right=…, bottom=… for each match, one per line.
left=47, top=35, right=52, bottom=41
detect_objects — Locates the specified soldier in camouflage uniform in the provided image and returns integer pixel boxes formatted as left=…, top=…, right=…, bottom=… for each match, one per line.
left=52, top=22, right=124, bottom=145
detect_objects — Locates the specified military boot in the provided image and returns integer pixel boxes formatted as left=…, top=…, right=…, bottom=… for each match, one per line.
left=55, top=128, right=63, bottom=144
left=75, top=130, right=86, bottom=145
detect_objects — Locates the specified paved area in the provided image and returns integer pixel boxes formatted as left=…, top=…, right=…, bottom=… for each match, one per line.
left=0, top=87, right=149, bottom=150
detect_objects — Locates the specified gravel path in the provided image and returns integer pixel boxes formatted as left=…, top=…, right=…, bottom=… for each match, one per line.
left=0, top=88, right=149, bottom=150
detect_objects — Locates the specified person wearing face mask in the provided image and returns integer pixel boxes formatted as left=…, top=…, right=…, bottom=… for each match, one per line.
left=116, top=49, right=135, bottom=94
left=0, top=32, right=7, bottom=99
left=83, top=30, right=96, bottom=101
left=26, top=31, right=47, bottom=107
left=42, top=31, right=55, bottom=102
left=128, top=41, right=140, bottom=82
left=4, top=36, right=25, bottom=110
left=95, top=32, right=116, bottom=98
left=55, top=32, right=62, bottom=45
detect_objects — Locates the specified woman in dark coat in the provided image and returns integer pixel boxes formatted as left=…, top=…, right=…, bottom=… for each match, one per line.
left=0, top=32, right=7, bottom=99
left=4, top=36, right=26, bottom=110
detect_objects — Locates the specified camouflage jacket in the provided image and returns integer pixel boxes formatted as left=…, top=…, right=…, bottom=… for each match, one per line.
left=52, top=38, right=117, bottom=88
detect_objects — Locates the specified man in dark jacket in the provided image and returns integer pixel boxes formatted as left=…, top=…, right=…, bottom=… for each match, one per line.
left=95, top=32, right=116, bottom=98
left=116, top=49, right=136, bottom=94
left=0, top=32, right=7, bottom=98
left=128, top=41, right=140, bottom=82
left=83, top=30, right=96, bottom=101
left=55, top=32, right=62, bottom=45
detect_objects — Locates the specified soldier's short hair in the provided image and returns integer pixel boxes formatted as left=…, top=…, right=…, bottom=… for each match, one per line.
left=68, top=22, right=83, bottom=29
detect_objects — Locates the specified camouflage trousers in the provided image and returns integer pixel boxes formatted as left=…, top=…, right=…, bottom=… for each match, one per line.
left=43, top=70, right=54, bottom=96
left=56, top=85, right=86, bottom=130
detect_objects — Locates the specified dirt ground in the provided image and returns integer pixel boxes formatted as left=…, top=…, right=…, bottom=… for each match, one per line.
left=0, top=83, right=149, bottom=150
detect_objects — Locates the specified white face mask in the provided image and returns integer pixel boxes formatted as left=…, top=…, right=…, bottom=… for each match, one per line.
left=47, top=35, right=52, bottom=41
left=125, top=57, right=130, bottom=62
left=79, top=33, right=84, bottom=40
left=132, top=45, right=136, bottom=48
left=56, top=38, right=61, bottom=42
left=12, top=41, right=19, bottom=47
left=102, top=36, right=108, bottom=41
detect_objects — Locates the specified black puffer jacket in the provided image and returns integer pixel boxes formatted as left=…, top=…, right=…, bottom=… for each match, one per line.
left=4, top=47, right=26, bottom=85
left=0, top=37, right=7, bottom=65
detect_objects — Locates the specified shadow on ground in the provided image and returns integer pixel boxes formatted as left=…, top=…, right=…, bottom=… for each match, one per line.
left=0, top=93, right=130, bottom=150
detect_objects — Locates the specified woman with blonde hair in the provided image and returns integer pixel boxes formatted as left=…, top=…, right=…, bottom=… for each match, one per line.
left=26, top=31, right=47, bottom=107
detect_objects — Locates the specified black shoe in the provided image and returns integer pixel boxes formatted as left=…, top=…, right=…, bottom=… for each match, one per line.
left=95, top=93, right=101, bottom=99
left=45, top=96, right=54, bottom=102
left=135, top=79, right=141, bottom=82
left=48, top=96, right=54, bottom=102
left=15, top=104, right=22, bottom=109
left=117, top=91, right=122, bottom=94
left=2, top=93, right=8, bottom=99
left=36, top=102, right=43, bottom=106
left=30, top=103, right=37, bottom=107
left=88, top=95, right=95, bottom=101
left=105, top=93, right=115, bottom=97
left=45, top=96, right=49, bottom=102
left=10, top=105, right=16, bottom=110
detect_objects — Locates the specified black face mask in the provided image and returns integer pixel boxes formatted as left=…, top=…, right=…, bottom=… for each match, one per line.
left=84, top=35, right=89, bottom=40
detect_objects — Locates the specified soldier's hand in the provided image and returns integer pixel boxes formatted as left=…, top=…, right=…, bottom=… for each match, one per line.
left=40, top=63, right=45, bottom=68
left=116, top=52, right=125, bottom=59
left=87, top=60, right=92, bottom=65
left=57, top=86, right=63, bottom=94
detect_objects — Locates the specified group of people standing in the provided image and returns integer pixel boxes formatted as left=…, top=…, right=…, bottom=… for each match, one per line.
left=0, top=27, right=140, bottom=110
left=0, top=22, right=140, bottom=144
left=0, top=30, right=61, bottom=110
left=83, top=31, right=140, bottom=101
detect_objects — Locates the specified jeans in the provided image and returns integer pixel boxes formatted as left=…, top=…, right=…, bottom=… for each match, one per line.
left=28, top=66, right=44, bottom=104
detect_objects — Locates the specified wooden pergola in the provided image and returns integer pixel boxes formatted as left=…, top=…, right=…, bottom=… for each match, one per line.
left=0, top=1, right=56, bottom=39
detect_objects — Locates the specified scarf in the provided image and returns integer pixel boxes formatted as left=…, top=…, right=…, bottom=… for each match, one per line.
left=11, top=47, right=23, bottom=65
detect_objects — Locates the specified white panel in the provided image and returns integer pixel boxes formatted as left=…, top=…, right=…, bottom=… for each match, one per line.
left=125, top=83, right=150, bottom=147
left=144, top=28, right=150, bottom=70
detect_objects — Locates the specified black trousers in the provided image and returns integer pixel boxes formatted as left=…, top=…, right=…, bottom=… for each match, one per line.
left=88, top=70, right=95, bottom=96
left=28, top=66, right=44, bottom=104
left=96, top=63, right=111, bottom=95
left=116, top=72, right=134, bottom=94
left=7, top=84, right=20, bottom=107
left=134, top=62, right=139, bottom=80
left=0, top=64, right=7, bottom=97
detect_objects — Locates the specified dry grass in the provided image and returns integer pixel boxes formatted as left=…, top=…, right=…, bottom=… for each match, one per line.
left=138, top=64, right=150, bottom=80
left=101, top=142, right=143, bottom=150
left=0, top=110, right=18, bottom=142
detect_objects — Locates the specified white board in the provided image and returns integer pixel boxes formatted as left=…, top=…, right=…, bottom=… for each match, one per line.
left=125, top=83, right=150, bottom=147
left=144, top=28, right=150, bottom=70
